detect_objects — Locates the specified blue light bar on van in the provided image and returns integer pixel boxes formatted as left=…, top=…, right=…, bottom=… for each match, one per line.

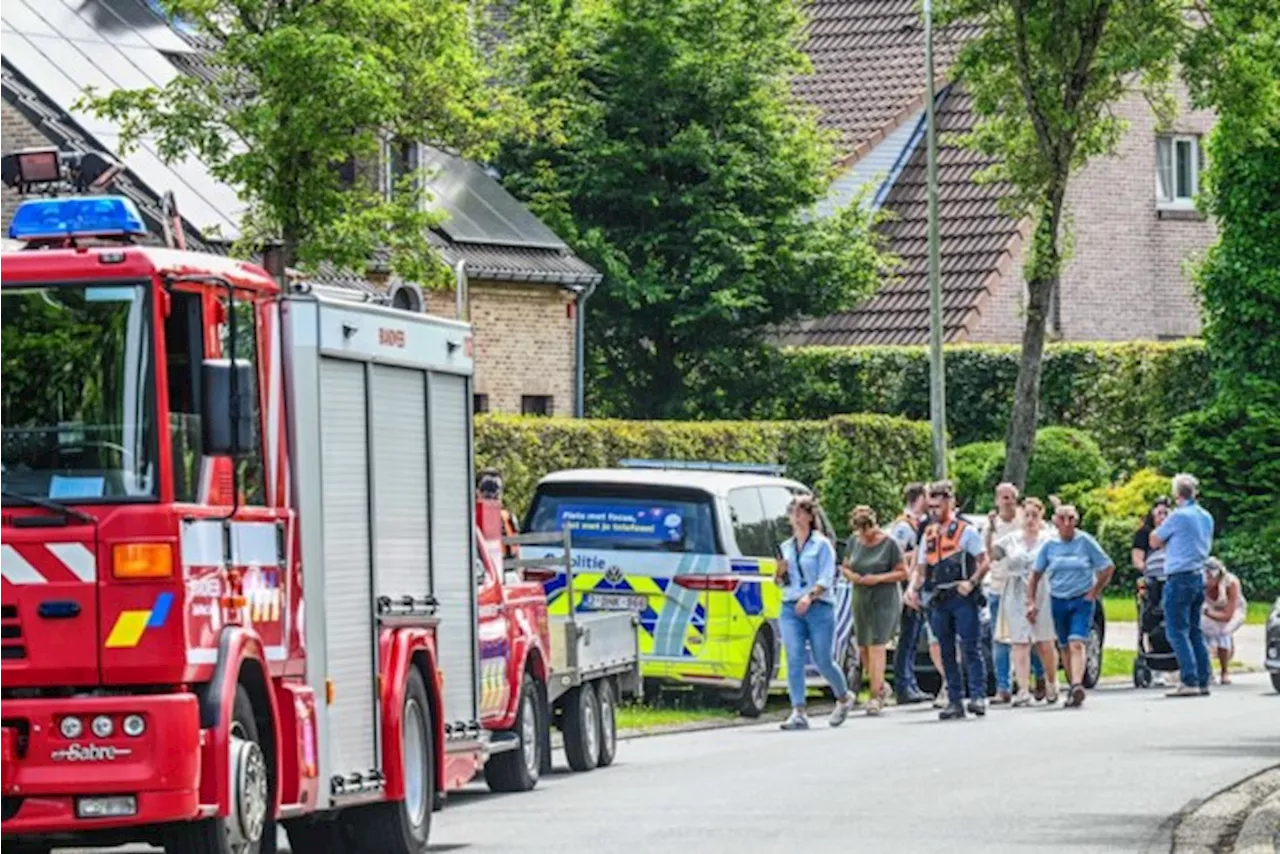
left=617, top=459, right=787, bottom=476
left=8, top=195, right=147, bottom=241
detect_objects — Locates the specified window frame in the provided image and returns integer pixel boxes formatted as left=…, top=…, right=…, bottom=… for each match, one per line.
left=1156, top=133, right=1201, bottom=211
left=727, top=486, right=774, bottom=558
left=521, top=395, right=554, bottom=417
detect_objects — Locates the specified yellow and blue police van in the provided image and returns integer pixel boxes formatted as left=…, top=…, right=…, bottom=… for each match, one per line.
left=522, top=461, right=857, bottom=716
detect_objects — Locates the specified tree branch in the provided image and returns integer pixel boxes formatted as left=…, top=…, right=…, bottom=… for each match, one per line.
left=1012, top=0, right=1058, bottom=171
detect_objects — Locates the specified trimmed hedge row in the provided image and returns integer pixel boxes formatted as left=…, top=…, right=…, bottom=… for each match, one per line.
left=474, top=413, right=933, bottom=531
left=696, top=341, right=1211, bottom=472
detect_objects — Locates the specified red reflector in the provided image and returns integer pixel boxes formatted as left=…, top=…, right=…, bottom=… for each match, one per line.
left=521, top=568, right=557, bottom=583
left=673, top=575, right=739, bottom=592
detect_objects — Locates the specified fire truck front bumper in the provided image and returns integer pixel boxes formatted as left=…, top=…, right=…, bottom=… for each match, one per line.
left=2, top=693, right=202, bottom=835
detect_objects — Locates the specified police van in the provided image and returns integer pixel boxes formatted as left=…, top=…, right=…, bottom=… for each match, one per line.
left=522, top=461, right=858, bottom=716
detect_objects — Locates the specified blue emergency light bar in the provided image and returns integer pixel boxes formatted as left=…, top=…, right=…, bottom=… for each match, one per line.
left=8, top=195, right=147, bottom=242
left=618, top=459, right=787, bottom=476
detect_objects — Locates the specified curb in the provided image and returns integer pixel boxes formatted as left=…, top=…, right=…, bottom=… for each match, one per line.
left=1171, top=765, right=1280, bottom=854
left=1234, top=790, right=1280, bottom=854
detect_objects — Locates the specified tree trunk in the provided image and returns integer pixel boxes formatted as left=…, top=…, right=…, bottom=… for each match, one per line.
left=1002, top=195, right=1064, bottom=489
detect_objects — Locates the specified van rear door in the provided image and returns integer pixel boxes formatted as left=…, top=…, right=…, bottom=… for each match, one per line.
left=525, top=483, right=719, bottom=659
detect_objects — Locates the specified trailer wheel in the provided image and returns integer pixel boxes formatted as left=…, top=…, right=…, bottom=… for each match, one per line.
left=595, top=679, right=618, bottom=768
left=563, top=682, right=601, bottom=772
left=485, top=677, right=541, bottom=792
left=345, top=668, right=434, bottom=854
left=166, top=687, right=276, bottom=854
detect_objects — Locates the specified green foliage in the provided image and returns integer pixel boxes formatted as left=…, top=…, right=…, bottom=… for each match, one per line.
left=473, top=414, right=932, bottom=530
left=680, top=341, right=1210, bottom=472
left=82, top=0, right=507, bottom=277
left=1216, top=521, right=1280, bottom=601
left=496, top=0, right=889, bottom=418
left=948, top=428, right=1111, bottom=512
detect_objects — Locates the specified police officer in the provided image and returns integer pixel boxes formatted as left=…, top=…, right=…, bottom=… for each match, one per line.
left=905, top=480, right=991, bottom=720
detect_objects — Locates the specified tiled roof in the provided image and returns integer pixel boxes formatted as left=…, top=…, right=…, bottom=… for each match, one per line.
left=797, top=0, right=976, bottom=157
left=783, top=85, right=1025, bottom=346
left=786, top=1, right=1021, bottom=346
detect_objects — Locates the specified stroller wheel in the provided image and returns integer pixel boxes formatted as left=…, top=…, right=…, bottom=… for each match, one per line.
left=1133, top=660, right=1153, bottom=689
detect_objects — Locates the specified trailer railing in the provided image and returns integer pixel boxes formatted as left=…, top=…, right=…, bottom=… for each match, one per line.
left=502, top=529, right=580, bottom=672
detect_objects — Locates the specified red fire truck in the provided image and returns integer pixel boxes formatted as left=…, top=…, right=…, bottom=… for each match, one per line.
left=0, top=150, right=486, bottom=853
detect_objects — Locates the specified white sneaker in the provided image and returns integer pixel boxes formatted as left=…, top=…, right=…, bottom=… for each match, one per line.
left=829, top=699, right=853, bottom=727
left=780, top=710, right=810, bottom=731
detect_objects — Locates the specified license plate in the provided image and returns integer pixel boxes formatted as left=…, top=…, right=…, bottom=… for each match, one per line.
left=583, top=593, right=647, bottom=612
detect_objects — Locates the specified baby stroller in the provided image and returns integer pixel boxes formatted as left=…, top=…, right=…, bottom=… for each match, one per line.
left=1133, top=575, right=1179, bottom=687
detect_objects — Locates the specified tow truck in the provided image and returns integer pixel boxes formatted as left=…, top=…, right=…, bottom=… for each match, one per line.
left=0, top=148, right=486, bottom=853
left=466, top=499, right=641, bottom=790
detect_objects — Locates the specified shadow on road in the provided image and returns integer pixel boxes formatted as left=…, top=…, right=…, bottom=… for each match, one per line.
left=1157, top=736, right=1280, bottom=761
left=1007, top=811, right=1172, bottom=849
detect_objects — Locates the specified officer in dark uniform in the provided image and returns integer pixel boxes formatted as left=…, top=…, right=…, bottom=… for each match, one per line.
left=905, top=480, right=991, bottom=720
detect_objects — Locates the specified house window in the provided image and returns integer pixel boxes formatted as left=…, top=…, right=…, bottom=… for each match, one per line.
left=473, top=394, right=490, bottom=414
left=385, top=139, right=422, bottom=201
left=1156, top=135, right=1200, bottom=209
left=521, top=395, right=554, bottom=417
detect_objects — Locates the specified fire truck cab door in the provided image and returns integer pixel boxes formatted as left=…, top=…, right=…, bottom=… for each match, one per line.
left=1, top=521, right=101, bottom=687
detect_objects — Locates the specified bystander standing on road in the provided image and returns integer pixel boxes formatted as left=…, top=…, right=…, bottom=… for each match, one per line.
left=991, top=497, right=1060, bottom=706
left=985, top=483, right=1040, bottom=704
left=1201, top=557, right=1245, bottom=685
left=1030, top=505, right=1115, bottom=709
left=907, top=481, right=990, bottom=721
left=888, top=483, right=932, bottom=705
left=1150, top=473, right=1216, bottom=698
left=843, top=506, right=908, bottom=716
left=775, top=495, right=857, bottom=730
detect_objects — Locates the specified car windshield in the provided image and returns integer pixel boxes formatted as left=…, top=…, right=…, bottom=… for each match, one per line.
left=527, top=484, right=718, bottom=553
left=1, top=283, right=157, bottom=501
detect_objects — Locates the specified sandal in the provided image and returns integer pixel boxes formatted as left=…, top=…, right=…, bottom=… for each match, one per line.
left=866, top=697, right=883, bottom=716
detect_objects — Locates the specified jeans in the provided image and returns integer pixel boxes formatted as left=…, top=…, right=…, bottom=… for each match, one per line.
left=929, top=594, right=985, bottom=707
left=1163, top=571, right=1212, bottom=688
left=988, top=592, right=1044, bottom=693
left=894, top=604, right=925, bottom=696
left=780, top=600, right=849, bottom=707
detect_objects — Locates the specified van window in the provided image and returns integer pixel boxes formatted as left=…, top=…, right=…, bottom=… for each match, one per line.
left=728, top=487, right=773, bottom=557
left=527, top=484, right=718, bottom=553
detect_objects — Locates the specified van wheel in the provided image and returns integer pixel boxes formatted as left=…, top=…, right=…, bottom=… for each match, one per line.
left=486, top=678, right=541, bottom=792
left=166, top=687, right=275, bottom=854
left=563, top=683, right=601, bottom=772
left=346, top=668, right=433, bottom=853
left=736, top=632, right=771, bottom=717
left=595, top=679, right=618, bottom=768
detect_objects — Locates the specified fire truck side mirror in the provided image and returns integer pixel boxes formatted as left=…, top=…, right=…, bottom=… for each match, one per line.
left=201, top=359, right=257, bottom=457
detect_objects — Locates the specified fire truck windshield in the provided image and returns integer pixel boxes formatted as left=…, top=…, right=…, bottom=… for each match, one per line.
left=1, top=283, right=157, bottom=502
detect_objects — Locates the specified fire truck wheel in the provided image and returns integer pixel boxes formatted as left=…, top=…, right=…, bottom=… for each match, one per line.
left=166, top=686, right=276, bottom=854
left=563, top=682, right=601, bottom=773
left=485, top=677, right=541, bottom=792
left=347, top=667, right=433, bottom=853
left=594, top=678, right=618, bottom=768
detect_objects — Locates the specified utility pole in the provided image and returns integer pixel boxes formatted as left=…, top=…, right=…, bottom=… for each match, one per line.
left=924, top=0, right=948, bottom=479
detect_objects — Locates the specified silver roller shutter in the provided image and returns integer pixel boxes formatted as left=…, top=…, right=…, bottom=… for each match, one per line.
left=319, top=358, right=379, bottom=775
left=370, top=365, right=431, bottom=600
left=428, top=371, right=477, bottom=724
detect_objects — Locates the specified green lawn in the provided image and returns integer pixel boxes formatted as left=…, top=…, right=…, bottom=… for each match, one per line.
left=1102, top=594, right=1270, bottom=626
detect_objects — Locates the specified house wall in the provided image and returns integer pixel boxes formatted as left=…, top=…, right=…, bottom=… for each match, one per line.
left=968, top=81, right=1215, bottom=344
left=425, top=281, right=577, bottom=417
left=0, top=100, right=59, bottom=232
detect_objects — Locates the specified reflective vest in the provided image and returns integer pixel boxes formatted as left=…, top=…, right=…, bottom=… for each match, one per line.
left=921, top=517, right=976, bottom=590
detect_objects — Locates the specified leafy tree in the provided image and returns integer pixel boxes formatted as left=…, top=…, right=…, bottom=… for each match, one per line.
left=937, top=0, right=1185, bottom=488
left=83, top=0, right=509, bottom=279
left=496, top=0, right=887, bottom=418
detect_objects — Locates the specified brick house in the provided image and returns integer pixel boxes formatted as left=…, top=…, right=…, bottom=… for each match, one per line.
left=1, top=0, right=599, bottom=417
left=784, top=0, right=1216, bottom=347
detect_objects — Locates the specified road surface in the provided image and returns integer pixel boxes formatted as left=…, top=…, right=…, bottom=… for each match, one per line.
left=51, top=672, right=1279, bottom=853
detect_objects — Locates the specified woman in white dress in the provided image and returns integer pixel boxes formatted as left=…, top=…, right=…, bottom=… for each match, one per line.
left=1201, top=558, right=1246, bottom=685
left=991, top=497, right=1060, bottom=706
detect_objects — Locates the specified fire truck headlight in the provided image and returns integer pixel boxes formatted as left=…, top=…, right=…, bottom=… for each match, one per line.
left=60, top=716, right=84, bottom=739
left=91, top=715, right=114, bottom=738
left=122, top=714, right=146, bottom=737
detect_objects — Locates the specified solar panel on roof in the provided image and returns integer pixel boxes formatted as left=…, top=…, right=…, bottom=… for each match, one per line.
left=23, top=0, right=105, bottom=43
left=421, top=146, right=566, bottom=251
left=72, top=0, right=196, bottom=54
left=2, top=0, right=61, bottom=37
left=4, top=33, right=118, bottom=136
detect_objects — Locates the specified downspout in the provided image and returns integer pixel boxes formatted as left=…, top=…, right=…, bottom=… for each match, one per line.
left=575, top=280, right=598, bottom=418
left=454, top=259, right=469, bottom=322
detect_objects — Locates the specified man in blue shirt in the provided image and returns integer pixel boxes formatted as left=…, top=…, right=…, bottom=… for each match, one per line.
left=1150, top=473, right=1215, bottom=697
left=1030, top=504, right=1114, bottom=708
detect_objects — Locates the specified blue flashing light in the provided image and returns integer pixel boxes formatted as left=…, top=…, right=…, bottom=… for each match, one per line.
left=8, top=195, right=148, bottom=241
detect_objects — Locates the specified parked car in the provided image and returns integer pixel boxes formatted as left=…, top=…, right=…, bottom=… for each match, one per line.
left=1267, top=597, right=1280, bottom=693
left=523, top=460, right=859, bottom=716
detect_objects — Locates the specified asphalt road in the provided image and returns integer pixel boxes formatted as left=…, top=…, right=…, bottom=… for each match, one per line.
left=51, top=672, right=1279, bottom=853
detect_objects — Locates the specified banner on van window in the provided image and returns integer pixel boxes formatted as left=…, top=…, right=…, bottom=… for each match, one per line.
left=556, top=503, right=684, bottom=543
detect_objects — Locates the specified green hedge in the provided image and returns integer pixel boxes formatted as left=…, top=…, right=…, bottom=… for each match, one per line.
left=475, top=414, right=932, bottom=530
left=689, top=341, right=1210, bottom=472
left=949, top=428, right=1113, bottom=512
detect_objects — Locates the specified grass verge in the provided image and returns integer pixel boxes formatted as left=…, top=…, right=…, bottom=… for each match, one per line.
left=1102, top=595, right=1270, bottom=626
